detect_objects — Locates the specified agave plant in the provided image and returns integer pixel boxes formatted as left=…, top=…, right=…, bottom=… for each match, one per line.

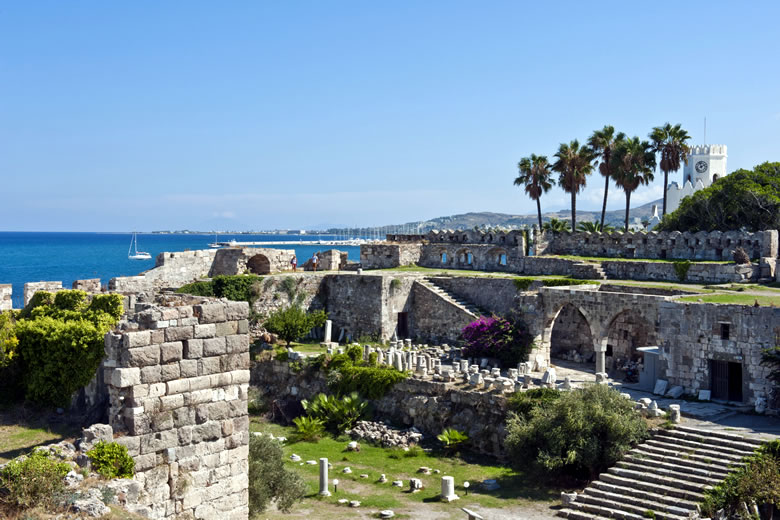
left=437, top=428, right=469, bottom=452
left=301, top=392, right=371, bottom=434
left=292, top=416, right=325, bottom=441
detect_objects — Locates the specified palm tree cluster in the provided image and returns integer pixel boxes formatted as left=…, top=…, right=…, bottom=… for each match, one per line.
left=514, top=123, right=691, bottom=232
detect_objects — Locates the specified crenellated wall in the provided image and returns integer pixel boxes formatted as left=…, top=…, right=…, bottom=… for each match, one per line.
left=360, top=243, right=422, bottom=269
left=0, top=284, right=11, bottom=311
left=540, top=229, right=777, bottom=261
left=104, top=297, right=250, bottom=519
left=73, top=278, right=102, bottom=292
left=23, top=281, right=63, bottom=306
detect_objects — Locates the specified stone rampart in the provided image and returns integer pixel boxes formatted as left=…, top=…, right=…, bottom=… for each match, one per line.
left=0, top=284, right=11, bottom=311
left=428, top=277, right=518, bottom=315
left=602, top=260, right=760, bottom=283
left=23, top=281, right=63, bottom=306
left=250, top=360, right=508, bottom=457
left=104, top=298, right=250, bottom=519
left=540, top=229, right=778, bottom=261
left=73, top=278, right=102, bottom=292
left=361, top=243, right=422, bottom=269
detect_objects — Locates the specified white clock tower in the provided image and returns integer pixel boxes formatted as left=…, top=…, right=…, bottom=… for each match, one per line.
left=665, top=144, right=728, bottom=214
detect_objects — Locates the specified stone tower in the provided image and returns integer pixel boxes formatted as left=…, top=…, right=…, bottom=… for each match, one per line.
left=665, top=144, right=727, bottom=214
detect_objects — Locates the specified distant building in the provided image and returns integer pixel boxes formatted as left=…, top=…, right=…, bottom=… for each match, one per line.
left=665, top=144, right=727, bottom=214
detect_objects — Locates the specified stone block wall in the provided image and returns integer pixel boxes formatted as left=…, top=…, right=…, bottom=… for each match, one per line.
left=361, top=243, right=422, bottom=269
left=73, top=278, right=102, bottom=292
left=602, top=260, right=760, bottom=283
left=104, top=298, right=250, bottom=519
left=428, top=277, right=518, bottom=315
left=210, top=247, right=296, bottom=276
left=419, top=243, right=524, bottom=272
left=0, top=284, right=11, bottom=311
left=23, top=281, right=63, bottom=306
left=324, top=275, right=385, bottom=341
left=251, top=274, right=326, bottom=317
left=411, top=282, right=475, bottom=344
left=541, top=229, right=778, bottom=261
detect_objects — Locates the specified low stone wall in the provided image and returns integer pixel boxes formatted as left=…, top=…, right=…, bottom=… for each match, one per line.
left=602, top=260, right=760, bottom=283
left=250, top=360, right=509, bottom=457
left=23, top=280, right=63, bottom=306
left=73, top=278, right=102, bottom=292
left=361, top=243, right=422, bottom=269
left=104, top=298, right=250, bottom=519
left=0, top=284, right=11, bottom=311
left=540, top=229, right=778, bottom=261
left=211, top=247, right=295, bottom=276
left=520, top=256, right=577, bottom=276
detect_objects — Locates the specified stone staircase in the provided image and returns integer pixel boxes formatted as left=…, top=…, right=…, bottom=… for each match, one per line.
left=417, top=278, right=486, bottom=318
left=570, top=262, right=607, bottom=280
left=557, top=425, right=765, bottom=520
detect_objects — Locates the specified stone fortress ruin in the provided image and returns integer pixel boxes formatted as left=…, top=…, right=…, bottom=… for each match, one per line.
left=4, top=222, right=780, bottom=518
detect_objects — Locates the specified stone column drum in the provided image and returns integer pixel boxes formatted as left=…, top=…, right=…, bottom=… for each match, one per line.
left=319, top=458, right=331, bottom=496
left=441, top=476, right=459, bottom=502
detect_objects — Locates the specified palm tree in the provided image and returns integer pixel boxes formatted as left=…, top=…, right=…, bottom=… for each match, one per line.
left=577, top=221, right=615, bottom=233
left=612, top=137, right=656, bottom=231
left=551, top=140, right=595, bottom=232
left=649, top=123, right=691, bottom=216
left=543, top=218, right=571, bottom=233
left=514, top=154, right=554, bottom=231
left=588, top=126, right=626, bottom=231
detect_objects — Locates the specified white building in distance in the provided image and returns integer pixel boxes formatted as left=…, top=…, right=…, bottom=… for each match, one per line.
left=665, top=144, right=728, bottom=214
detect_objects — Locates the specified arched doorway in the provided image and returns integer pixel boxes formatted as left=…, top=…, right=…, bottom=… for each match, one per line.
left=550, top=303, right=595, bottom=364
left=604, top=310, right=656, bottom=372
left=247, top=254, right=271, bottom=274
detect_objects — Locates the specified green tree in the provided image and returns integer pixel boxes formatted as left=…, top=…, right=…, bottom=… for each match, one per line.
left=248, top=434, right=306, bottom=514
left=576, top=221, right=615, bottom=233
left=515, top=154, right=554, bottom=231
left=656, top=162, right=780, bottom=232
left=588, top=126, right=626, bottom=231
left=505, top=384, right=648, bottom=480
left=612, top=136, right=656, bottom=231
left=552, top=140, right=595, bottom=231
left=649, top=122, right=691, bottom=216
left=263, top=305, right=327, bottom=347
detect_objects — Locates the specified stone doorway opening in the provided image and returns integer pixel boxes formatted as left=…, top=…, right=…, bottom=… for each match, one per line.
left=710, top=359, right=743, bottom=402
left=550, top=303, right=595, bottom=365
left=247, top=254, right=271, bottom=274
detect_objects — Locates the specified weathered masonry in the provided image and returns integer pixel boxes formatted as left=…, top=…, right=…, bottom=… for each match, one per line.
left=104, top=298, right=250, bottom=519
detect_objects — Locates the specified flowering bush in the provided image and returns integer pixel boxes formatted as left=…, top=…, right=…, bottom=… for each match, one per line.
left=460, top=313, right=534, bottom=367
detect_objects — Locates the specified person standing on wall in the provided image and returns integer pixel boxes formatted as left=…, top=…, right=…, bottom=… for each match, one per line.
left=312, top=253, right=319, bottom=272
left=290, top=254, right=297, bottom=272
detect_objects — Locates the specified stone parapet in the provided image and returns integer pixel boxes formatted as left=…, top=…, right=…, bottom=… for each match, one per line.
left=23, top=281, right=63, bottom=306
left=73, top=278, right=102, bottom=292
left=0, top=284, right=11, bottom=311
left=105, top=297, right=250, bottom=519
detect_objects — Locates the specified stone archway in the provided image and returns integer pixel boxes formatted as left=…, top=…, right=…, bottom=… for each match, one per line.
left=550, top=303, right=595, bottom=363
left=487, top=247, right=508, bottom=266
left=455, top=248, right=473, bottom=267
left=247, top=254, right=271, bottom=274
left=604, top=310, right=656, bottom=369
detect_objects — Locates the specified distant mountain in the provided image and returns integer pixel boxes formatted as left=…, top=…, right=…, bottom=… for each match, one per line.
left=326, top=199, right=662, bottom=234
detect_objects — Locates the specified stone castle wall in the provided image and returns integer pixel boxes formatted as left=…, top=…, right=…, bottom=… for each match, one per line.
left=602, top=260, right=762, bottom=283
left=0, top=284, right=11, bottom=311
left=540, top=229, right=778, bottom=261
left=23, top=281, right=63, bottom=306
left=411, top=282, right=475, bottom=344
left=210, top=247, right=295, bottom=276
left=360, top=243, right=422, bottom=269
left=428, top=277, right=518, bottom=315
left=104, top=298, right=250, bottom=519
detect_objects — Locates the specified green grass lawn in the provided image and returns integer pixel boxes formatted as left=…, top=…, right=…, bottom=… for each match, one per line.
left=250, top=417, right=559, bottom=518
left=0, top=406, right=79, bottom=463
left=677, top=293, right=780, bottom=306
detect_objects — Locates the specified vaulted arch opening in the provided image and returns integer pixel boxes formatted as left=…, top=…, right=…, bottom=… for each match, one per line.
left=247, top=254, right=271, bottom=274
left=550, top=303, right=595, bottom=364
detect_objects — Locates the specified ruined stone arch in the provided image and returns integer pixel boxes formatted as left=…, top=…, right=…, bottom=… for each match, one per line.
left=455, top=248, right=473, bottom=266
left=603, top=309, right=656, bottom=365
left=549, top=303, right=596, bottom=362
left=247, top=254, right=271, bottom=274
left=487, top=247, right=508, bottom=266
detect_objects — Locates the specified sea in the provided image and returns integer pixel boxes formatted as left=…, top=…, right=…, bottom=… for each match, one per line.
left=0, top=232, right=362, bottom=309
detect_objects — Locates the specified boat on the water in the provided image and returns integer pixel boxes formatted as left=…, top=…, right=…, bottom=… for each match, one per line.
left=128, top=232, right=152, bottom=260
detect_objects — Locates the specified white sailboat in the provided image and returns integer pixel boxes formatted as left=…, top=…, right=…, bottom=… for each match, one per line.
left=128, top=232, right=152, bottom=260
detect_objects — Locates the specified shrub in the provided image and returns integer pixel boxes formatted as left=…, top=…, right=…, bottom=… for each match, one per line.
left=367, top=352, right=378, bottom=367
left=264, top=305, right=327, bottom=347
left=733, top=247, right=751, bottom=265
left=505, top=384, right=648, bottom=480
left=176, top=281, right=214, bottom=297
left=248, top=434, right=306, bottom=514
left=329, top=364, right=407, bottom=399
left=460, top=313, right=534, bottom=368
left=86, top=441, right=135, bottom=479
left=345, top=344, right=363, bottom=364
left=508, top=387, right=561, bottom=419
left=292, top=416, right=326, bottom=441
left=390, top=278, right=402, bottom=291
left=437, top=428, right=469, bottom=451
left=212, top=274, right=263, bottom=302
left=247, top=387, right=267, bottom=415
left=673, top=260, right=691, bottom=282
left=701, top=440, right=780, bottom=518
left=0, top=311, right=18, bottom=369
left=0, top=448, right=70, bottom=508
left=14, top=292, right=123, bottom=406
left=301, top=392, right=371, bottom=434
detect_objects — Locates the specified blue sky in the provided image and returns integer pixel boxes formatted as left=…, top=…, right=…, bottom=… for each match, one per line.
left=2, top=1, right=778, bottom=231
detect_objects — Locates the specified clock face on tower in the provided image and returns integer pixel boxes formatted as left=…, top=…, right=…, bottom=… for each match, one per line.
left=695, top=160, right=708, bottom=173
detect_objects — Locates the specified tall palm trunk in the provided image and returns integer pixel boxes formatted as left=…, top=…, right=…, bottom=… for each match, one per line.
left=661, top=169, right=668, bottom=216
left=536, top=198, right=543, bottom=232
left=571, top=191, right=577, bottom=232
left=600, top=174, right=609, bottom=231
left=624, top=191, right=631, bottom=231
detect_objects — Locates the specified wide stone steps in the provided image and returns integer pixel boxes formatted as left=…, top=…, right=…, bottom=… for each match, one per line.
left=571, top=262, right=607, bottom=280
left=557, top=426, right=763, bottom=520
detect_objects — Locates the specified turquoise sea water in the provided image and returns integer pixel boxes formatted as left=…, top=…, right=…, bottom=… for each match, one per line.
left=0, top=232, right=361, bottom=308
